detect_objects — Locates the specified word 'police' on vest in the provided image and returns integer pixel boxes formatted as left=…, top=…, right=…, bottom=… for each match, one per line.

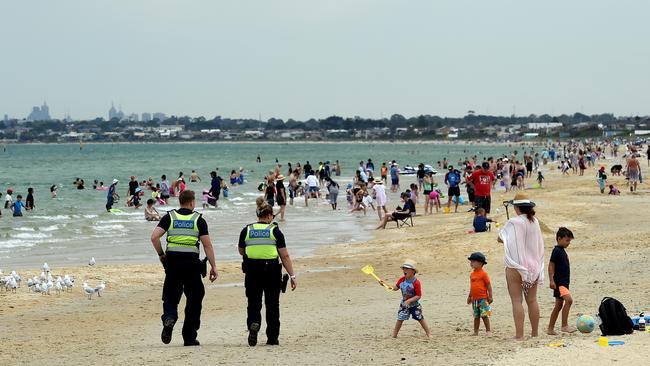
left=173, top=220, right=195, bottom=229
left=249, top=229, right=271, bottom=239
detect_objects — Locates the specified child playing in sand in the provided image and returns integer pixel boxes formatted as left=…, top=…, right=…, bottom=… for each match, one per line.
left=537, top=171, right=545, bottom=188
left=428, top=189, right=441, bottom=213
left=144, top=199, right=160, bottom=221
left=467, top=252, right=492, bottom=336
left=547, top=227, right=576, bottom=334
left=380, top=260, right=431, bottom=338
left=472, top=208, right=493, bottom=233
left=608, top=184, right=620, bottom=195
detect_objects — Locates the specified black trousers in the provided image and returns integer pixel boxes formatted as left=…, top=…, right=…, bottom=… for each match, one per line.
left=244, top=260, right=282, bottom=342
left=161, top=254, right=205, bottom=341
left=475, top=195, right=491, bottom=214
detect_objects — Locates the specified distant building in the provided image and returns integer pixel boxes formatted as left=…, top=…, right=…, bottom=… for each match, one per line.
left=127, top=113, right=139, bottom=122
left=108, top=103, right=125, bottom=120
left=141, top=113, right=152, bottom=122
left=152, top=112, right=166, bottom=122
left=527, top=122, right=563, bottom=130
left=27, top=101, right=51, bottom=121
left=3, top=114, right=7, bottom=123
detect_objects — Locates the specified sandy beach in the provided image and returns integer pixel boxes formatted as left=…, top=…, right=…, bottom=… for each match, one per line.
left=2, top=160, right=649, bottom=366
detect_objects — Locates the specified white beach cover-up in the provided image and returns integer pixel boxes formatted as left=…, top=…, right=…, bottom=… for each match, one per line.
left=373, top=184, right=387, bottom=207
left=499, top=214, right=545, bottom=290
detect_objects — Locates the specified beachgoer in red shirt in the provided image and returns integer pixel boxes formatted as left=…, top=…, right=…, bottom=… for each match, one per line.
left=470, top=162, right=495, bottom=213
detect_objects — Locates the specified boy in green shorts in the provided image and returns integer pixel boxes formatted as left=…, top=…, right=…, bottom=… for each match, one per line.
left=467, top=252, right=493, bottom=336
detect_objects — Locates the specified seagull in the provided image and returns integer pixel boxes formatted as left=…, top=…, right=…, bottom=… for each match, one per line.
left=42, top=263, right=50, bottom=273
left=11, top=271, right=21, bottom=287
left=89, top=257, right=96, bottom=266
left=27, top=278, right=34, bottom=289
left=55, top=281, right=63, bottom=294
left=8, top=277, right=18, bottom=293
left=40, top=271, right=47, bottom=281
left=64, top=275, right=74, bottom=291
left=1, top=276, right=10, bottom=291
left=42, top=281, right=52, bottom=295
left=47, top=273, right=53, bottom=283
left=94, top=281, right=106, bottom=297
left=82, top=282, right=95, bottom=300
left=33, top=283, right=42, bottom=293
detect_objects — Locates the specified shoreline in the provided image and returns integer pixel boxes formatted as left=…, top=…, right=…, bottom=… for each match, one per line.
left=1, top=139, right=547, bottom=147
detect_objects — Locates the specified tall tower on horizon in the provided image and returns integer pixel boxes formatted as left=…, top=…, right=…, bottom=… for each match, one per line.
left=108, top=102, right=119, bottom=120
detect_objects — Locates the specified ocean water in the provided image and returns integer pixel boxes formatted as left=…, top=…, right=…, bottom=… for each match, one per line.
left=0, top=142, right=516, bottom=268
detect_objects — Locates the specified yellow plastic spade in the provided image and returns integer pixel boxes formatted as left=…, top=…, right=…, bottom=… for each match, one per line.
left=361, top=265, right=392, bottom=291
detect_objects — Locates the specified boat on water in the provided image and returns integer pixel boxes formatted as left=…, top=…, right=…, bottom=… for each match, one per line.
left=399, top=164, right=437, bottom=175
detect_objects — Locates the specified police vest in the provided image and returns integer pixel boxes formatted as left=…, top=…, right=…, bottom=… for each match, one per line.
left=244, top=223, right=279, bottom=260
left=166, top=210, right=201, bottom=254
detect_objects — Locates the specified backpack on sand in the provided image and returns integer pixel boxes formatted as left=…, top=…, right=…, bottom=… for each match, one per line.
left=598, top=297, right=634, bottom=336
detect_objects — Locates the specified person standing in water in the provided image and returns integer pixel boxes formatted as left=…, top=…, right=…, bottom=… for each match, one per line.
left=190, top=170, right=201, bottom=183
left=25, top=187, right=35, bottom=210
left=106, top=179, right=119, bottom=211
left=275, top=175, right=287, bottom=221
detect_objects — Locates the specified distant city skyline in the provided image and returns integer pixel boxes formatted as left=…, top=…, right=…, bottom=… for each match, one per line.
left=1, top=1, right=649, bottom=120
left=7, top=99, right=649, bottom=122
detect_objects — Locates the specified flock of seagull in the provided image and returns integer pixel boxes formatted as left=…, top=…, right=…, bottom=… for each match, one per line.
left=1, top=257, right=107, bottom=300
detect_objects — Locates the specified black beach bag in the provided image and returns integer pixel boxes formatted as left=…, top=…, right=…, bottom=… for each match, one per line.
left=598, top=297, right=634, bottom=336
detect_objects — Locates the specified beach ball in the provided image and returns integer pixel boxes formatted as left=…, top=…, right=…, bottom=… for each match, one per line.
left=576, top=315, right=596, bottom=334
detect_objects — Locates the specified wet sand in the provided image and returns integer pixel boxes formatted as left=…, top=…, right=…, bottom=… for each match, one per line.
left=1, top=160, right=649, bottom=365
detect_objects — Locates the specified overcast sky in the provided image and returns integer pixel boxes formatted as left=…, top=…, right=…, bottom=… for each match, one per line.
left=1, top=0, right=648, bottom=120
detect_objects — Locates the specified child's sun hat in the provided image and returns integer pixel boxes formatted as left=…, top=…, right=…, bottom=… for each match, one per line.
left=401, top=259, right=418, bottom=273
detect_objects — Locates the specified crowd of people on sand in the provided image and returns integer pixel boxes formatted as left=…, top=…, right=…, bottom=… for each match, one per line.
left=2, top=138, right=648, bottom=345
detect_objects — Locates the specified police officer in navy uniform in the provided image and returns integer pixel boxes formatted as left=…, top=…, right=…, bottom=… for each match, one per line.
left=151, top=190, right=218, bottom=346
left=239, top=200, right=296, bottom=346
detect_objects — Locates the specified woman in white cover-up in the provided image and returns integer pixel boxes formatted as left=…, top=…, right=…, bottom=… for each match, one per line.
left=498, top=192, right=544, bottom=340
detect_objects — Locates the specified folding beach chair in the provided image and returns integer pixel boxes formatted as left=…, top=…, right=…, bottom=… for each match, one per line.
left=396, top=213, right=414, bottom=228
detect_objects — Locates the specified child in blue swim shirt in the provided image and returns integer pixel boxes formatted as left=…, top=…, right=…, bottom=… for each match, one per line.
left=381, top=259, right=431, bottom=338
left=12, top=195, right=26, bottom=217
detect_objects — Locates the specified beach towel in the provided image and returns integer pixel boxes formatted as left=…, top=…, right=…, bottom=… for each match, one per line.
left=499, top=214, right=545, bottom=292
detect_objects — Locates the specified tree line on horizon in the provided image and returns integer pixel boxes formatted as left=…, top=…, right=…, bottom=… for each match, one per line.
left=3, top=112, right=646, bottom=133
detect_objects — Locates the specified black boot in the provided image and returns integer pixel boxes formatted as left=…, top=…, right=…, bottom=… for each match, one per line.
left=161, top=318, right=176, bottom=344
left=248, top=323, right=260, bottom=346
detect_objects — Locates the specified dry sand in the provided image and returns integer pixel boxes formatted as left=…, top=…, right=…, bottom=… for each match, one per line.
left=2, top=160, right=649, bottom=366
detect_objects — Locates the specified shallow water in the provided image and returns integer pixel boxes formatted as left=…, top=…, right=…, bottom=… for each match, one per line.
left=0, top=142, right=516, bottom=268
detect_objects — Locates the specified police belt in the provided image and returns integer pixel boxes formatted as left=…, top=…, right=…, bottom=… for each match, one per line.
left=244, top=257, right=279, bottom=265
left=242, top=256, right=280, bottom=272
left=165, top=251, right=200, bottom=259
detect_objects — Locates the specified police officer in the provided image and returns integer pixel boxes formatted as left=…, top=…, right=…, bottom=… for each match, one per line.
left=151, top=190, right=218, bottom=346
left=238, top=201, right=296, bottom=346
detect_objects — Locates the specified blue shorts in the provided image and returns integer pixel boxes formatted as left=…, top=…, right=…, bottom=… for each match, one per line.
left=391, top=177, right=399, bottom=185
left=397, top=303, right=424, bottom=321
left=309, top=186, right=319, bottom=193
